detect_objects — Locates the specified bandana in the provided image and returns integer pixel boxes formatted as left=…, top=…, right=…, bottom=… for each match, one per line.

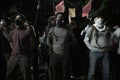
left=93, top=17, right=106, bottom=32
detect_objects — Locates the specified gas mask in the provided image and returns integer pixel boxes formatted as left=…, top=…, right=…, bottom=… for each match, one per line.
left=56, top=19, right=64, bottom=26
left=56, top=14, right=64, bottom=26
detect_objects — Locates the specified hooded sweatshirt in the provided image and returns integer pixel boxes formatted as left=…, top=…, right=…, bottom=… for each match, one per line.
left=112, top=28, right=120, bottom=54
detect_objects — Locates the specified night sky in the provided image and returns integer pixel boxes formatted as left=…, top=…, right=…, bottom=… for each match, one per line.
left=0, top=0, right=120, bottom=31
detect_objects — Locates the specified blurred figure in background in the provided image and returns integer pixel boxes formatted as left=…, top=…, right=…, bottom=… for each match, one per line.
left=24, top=20, right=39, bottom=80
left=69, top=20, right=88, bottom=80
left=0, top=17, right=12, bottom=80
left=0, top=17, right=12, bottom=61
left=38, top=15, right=56, bottom=80
left=112, top=25, right=120, bottom=80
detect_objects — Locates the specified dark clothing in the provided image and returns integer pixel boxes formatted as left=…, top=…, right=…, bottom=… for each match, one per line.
left=50, top=53, right=69, bottom=80
left=45, top=24, right=54, bottom=40
left=69, top=27, right=88, bottom=78
left=7, top=27, right=33, bottom=80
left=6, top=55, right=31, bottom=80
left=0, top=29, right=11, bottom=54
left=9, top=29, right=31, bottom=55
left=7, top=55, right=30, bottom=80
left=44, top=24, right=54, bottom=80
left=0, top=54, right=6, bottom=80
left=0, top=29, right=11, bottom=80
left=47, top=26, right=76, bottom=80
left=47, top=27, right=76, bottom=55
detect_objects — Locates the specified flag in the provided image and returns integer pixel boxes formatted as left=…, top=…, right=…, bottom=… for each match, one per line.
left=69, top=8, right=76, bottom=18
left=55, top=0, right=65, bottom=14
left=82, top=0, right=92, bottom=17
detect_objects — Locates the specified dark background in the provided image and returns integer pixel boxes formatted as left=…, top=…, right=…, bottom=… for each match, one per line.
left=0, top=0, right=70, bottom=32
left=0, top=0, right=120, bottom=32
left=0, top=0, right=120, bottom=80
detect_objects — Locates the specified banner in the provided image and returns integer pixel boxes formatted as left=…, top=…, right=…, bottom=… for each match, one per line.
left=69, top=8, right=76, bottom=18
left=55, top=0, right=65, bottom=14
left=82, top=0, right=92, bottom=17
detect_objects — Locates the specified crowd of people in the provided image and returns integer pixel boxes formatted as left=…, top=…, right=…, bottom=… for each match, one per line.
left=0, top=10, right=120, bottom=80
left=0, top=14, right=38, bottom=80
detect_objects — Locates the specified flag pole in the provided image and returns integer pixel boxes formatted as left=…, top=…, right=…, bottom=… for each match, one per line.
left=34, top=0, right=41, bottom=28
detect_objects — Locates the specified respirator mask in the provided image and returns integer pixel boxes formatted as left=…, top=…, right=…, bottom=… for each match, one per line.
left=56, top=14, right=64, bottom=26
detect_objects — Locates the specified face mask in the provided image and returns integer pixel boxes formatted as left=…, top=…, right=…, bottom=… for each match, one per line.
left=94, top=17, right=104, bottom=28
left=93, top=17, right=107, bottom=31
left=56, top=14, right=65, bottom=26
left=15, top=19, right=23, bottom=25
left=56, top=19, right=64, bottom=25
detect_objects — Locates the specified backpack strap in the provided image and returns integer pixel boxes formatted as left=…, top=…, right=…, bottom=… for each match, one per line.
left=52, top=27, right=59, bottom=41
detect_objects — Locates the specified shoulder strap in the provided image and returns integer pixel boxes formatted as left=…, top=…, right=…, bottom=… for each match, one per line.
left=89, top=25, right=95, bottom=43
left=52, top=27, right=58, bottom=39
